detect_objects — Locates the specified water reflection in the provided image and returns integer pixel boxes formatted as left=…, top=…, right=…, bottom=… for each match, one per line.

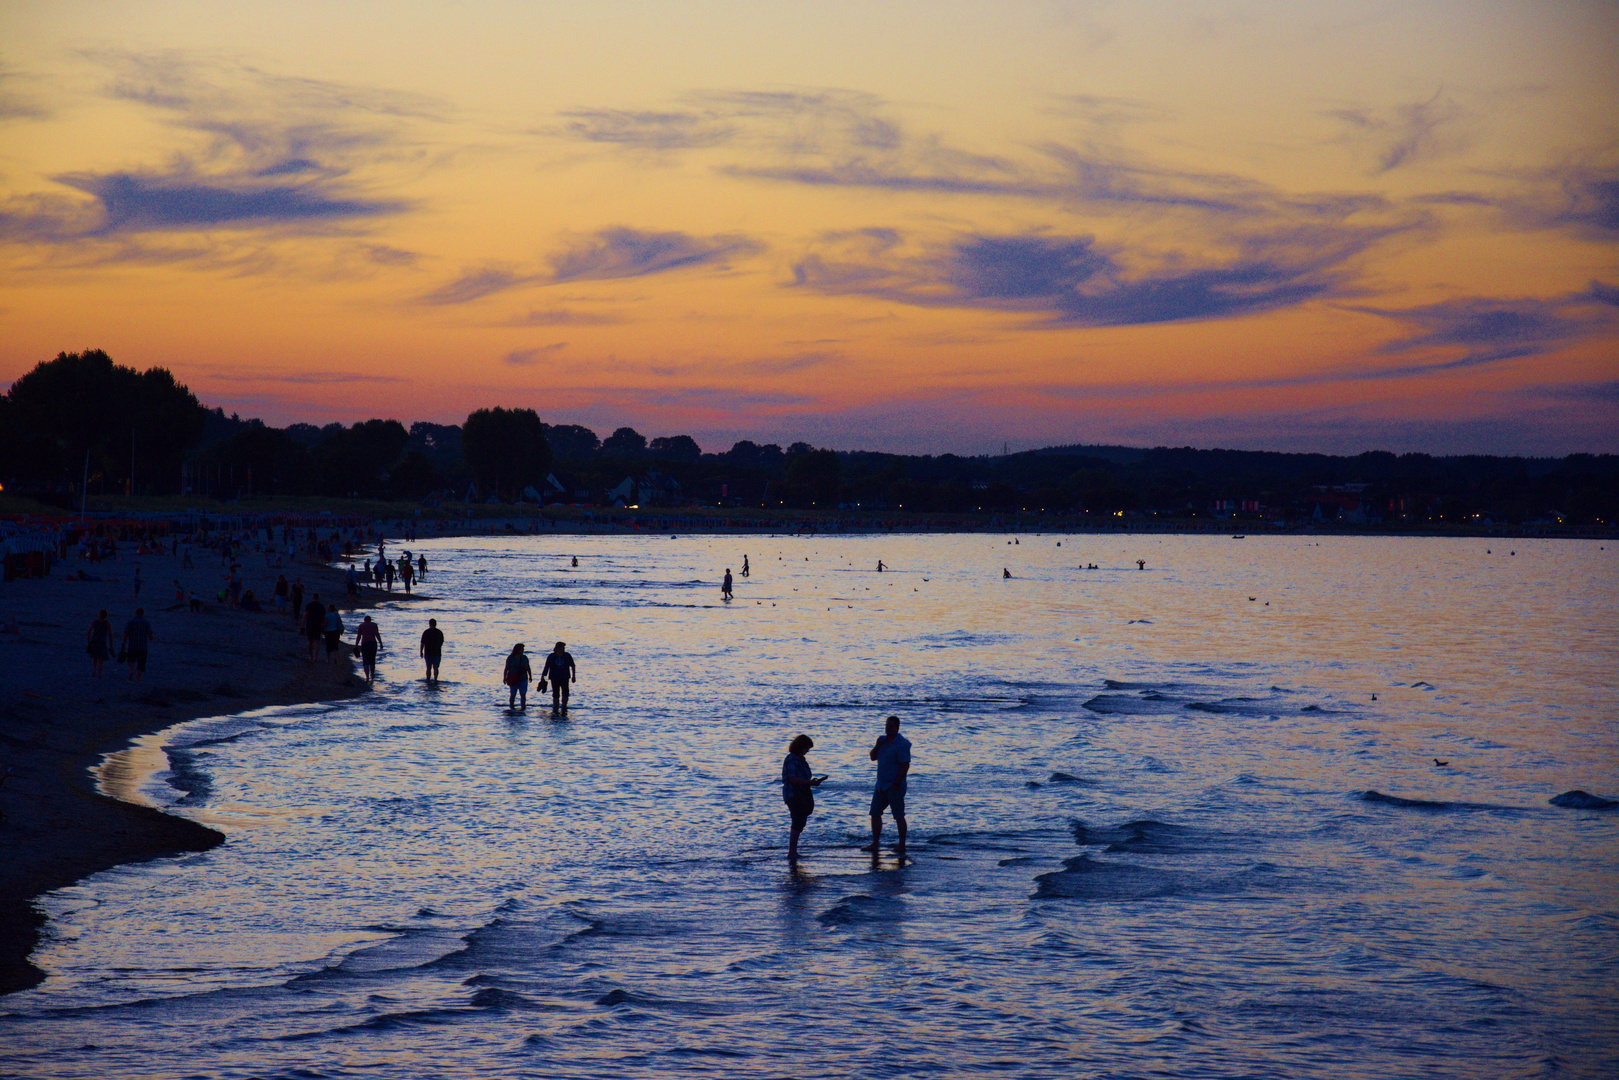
left=2, top=534, right=1615, bottom=1079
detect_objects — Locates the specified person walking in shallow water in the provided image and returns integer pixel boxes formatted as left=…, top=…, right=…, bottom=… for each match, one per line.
left=354, top=615, right=383, bottom=682
left=420, top=618, right=444, bottom=684
left=782, top=734, right=825, bottom=862
left=863, top=714, right=911, bottom=852
left=504, top=643, right=532, bottom=709
left=542, top=641, right=576, bottom=714
left=722, top=568, right=734, bottom=600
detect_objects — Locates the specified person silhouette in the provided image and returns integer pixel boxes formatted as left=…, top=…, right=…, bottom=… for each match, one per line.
left=722, top=568, right=734, bottom=600
left=741, top=555, right=750, bottom=577
left=541, top=641, right=576, bottom=714
left=503, top=643, right=531, bottom=709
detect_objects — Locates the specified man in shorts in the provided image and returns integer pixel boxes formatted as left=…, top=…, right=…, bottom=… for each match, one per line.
left=121, top=607, right=154, bottom=682
left=420, top=618, right=444, bottom=684
left=863, top=714, right=911, bottom=852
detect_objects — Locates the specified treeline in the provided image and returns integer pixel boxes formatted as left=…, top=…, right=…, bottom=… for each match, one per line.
left=2, top=350, right=1614, bottom=525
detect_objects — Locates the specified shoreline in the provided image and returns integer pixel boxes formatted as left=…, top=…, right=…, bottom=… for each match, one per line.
left=0, top=549, right=419, bottom=996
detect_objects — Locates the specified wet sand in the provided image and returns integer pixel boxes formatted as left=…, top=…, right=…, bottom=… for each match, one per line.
left=0, top=549, right=417, bottom=994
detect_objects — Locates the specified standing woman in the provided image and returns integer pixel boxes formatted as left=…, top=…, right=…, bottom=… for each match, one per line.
left=87, top=609, right=113, bottom=677
left=354, top=615, right=383, bottom=682
left=503, top=643, right=532, bottom=709
left=782, top=734, right=825, bottom=863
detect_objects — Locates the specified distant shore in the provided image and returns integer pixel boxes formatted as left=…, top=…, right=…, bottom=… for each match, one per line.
left=3, top=493, right=1609, bottom=541
left=0, top=546, right=420, bottom=995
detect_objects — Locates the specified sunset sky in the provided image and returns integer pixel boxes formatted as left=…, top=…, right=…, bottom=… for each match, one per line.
left=2, top=1, right=1615, bottom=455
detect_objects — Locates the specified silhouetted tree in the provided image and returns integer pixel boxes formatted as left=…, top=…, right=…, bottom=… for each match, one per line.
left=543, top=423, right=601, bottom=460
left=201, top=425, right=315, bottom=496
left=312, top=419, right=410, bottom=497
left=388, top=450, right=442, bottom=498
left=462, top=407, right=552, bottom=498
left=649, top=435, right=702, bottom=462
left=602, top=426, right=647, bottom=457
left=3, top=349, right=206, bottom=494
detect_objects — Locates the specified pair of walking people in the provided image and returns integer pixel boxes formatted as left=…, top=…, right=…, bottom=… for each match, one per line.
left=503, top=641, right=576, bottom=712
left=782, top=714, right=911, bottom=862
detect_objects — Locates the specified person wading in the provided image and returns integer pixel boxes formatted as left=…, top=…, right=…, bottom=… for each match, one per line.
left=504, top=643, right=532, bottom=709
left=541, top=641, right=576, bottom=715
left=781, top=733, right=826, bottom=863
left=863, top=714, right=911, bottom=853
left=420, top=618, right=444, bottom=684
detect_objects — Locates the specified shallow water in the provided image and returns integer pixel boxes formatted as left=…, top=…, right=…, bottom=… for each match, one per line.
left=4, top=534, right=1617, bottom=1079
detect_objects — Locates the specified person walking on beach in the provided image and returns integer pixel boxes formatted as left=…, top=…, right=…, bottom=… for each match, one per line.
left=354, top=615, right=383, bottom=682
left=273, top=573, right=289, bottom=614
left=303, top=592, right=324, bottom=659
left=782, top=734, right=825, bottom=863
left=383, top=560, right=396, bottom=591
left=87, top=609, right=113, bottom=677
left=399, top=555, right=414, bottom=595
left=346, top=563, right=360, bottom=599
left=504, top=643, right=532, bottom=709
left=863, top=714, right=910, bottom=852
left=417, top=553, right=427, bottom=580
left=323, top=603, right=344, bottom=665
left=722, top=568, right=734, bottom=600
left=741, top=555, right=749, bottom=577
left=420, top=618, right=444, bottom=684
left=121, top=607, right=154, bottom=683
left=541, top=641, right=575, bottom=714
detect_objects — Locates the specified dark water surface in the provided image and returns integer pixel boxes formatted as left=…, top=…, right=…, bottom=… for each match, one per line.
left=4, top=535, right=1616, bottom=1078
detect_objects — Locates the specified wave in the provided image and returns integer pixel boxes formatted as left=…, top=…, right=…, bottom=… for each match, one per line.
left=1032, top=855, right=1274, bottom=901
left=1549, top=790, right=1618, bottom=810
left=818, top=894, right=906, bottom=926
left=1357, top=790, right=1505, bottom=812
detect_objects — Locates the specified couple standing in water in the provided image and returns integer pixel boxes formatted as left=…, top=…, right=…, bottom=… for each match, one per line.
left=782, top=714, right=911, bottom=862
left=503, top=641, right=576, bottom=713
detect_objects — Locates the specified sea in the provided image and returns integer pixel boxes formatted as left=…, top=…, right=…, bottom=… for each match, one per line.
left=2, top=533, right=1616, bottom=1079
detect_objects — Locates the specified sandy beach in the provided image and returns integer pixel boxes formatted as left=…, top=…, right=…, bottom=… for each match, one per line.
left=0, top=546, right=418, bottom=994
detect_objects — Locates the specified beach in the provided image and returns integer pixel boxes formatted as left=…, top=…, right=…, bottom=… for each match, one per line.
left=0, top=545, right=415, bottom=994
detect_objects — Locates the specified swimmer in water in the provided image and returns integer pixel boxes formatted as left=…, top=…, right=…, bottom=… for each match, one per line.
left=1136, top=559, right=1146, bottom=570
left=571, top=556, right=578, bottom=567
left=1003, top=568, right=1011, bottom=579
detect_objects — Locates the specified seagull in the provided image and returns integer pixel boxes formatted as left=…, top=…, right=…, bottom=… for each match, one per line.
left=1434, top=759, right=1449, bottom=767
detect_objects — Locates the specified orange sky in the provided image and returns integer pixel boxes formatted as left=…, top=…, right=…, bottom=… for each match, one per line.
left=2, top=1, right=1615, bottom=454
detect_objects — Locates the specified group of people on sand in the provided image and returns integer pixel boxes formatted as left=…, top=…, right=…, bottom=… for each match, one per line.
left=501, top=641, right=576, bottom=714
left=782, top=714, right=911, bottom=863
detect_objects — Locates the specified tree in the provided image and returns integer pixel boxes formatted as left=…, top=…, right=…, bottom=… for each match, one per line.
left=3, top=349, right=207, bottom=494
left=602, top=426, right=647, bottom=457
left=388, top=450, right=442, bottom=498
left=202, top=425, right=315, bottom=496
left=462, top=407, right=552, bottom=497
left=649, top=434, right=702, bottom=462
left=312, top=419, right=410, bottom=496
left=543, top=423, right=601, bottom=459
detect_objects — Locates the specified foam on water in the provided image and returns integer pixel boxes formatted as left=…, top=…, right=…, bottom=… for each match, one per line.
left=2, top=533, right=1617, bottom=1079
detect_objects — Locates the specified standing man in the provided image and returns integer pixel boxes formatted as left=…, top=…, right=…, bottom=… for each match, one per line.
left=420, top=618, right=444, bottom=684
left=303, top=592, right=326, bottom=661
left=722, top=568, right=734, bottom=600
left=863, top=714, right=911, bottom=853
left=121, top=607, right=154, bottom=683
left=542, top=641, right=576, bottom=715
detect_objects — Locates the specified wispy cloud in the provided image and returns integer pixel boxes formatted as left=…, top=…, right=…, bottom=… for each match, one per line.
left=1325, top=91, right=1469, bottom=173
left=420, top=227, right=764, bottom=304
left=790, top=224, right=1396, bottom=327
left=504, top=343, right=568, bottom=365
left=0, top=62, right=48, bottom=121
left=1347, top=289, right=1615, bottom=378
left=2, top=51, right=436, bottom=250
left=503, top=307, right=625, bottom=326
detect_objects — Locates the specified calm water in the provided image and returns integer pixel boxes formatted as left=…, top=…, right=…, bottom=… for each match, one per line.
left=3, top=534, right=1617, bottom=1079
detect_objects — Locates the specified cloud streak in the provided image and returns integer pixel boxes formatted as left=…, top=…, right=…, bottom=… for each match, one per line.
left=421, top=228, right=764, bottom=304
